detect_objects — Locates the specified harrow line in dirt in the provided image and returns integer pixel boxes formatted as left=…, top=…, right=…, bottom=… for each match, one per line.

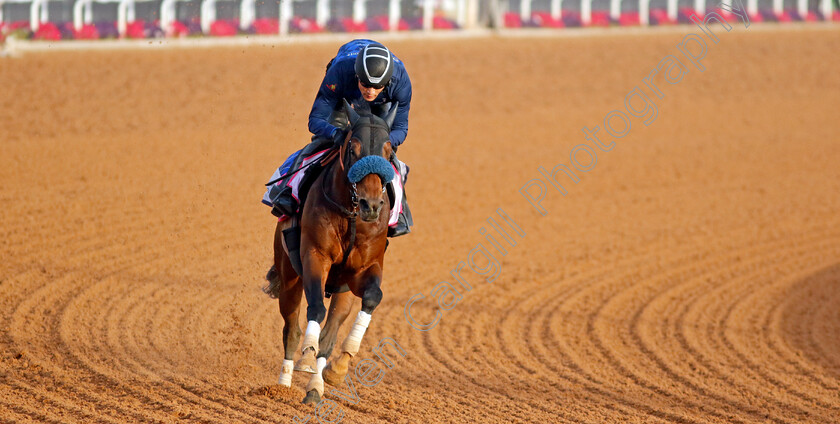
left=759, top=265, right=840, bottom=391
left=651, top=240, right=840, bottom=423
left=6, top=236, right=268, bottom=423
left=104, top=280, right=271, bottom=423
left=716, top=248, right=840, bottom=415
left=520, top=238, right=792, bottom=419
left=629, top=234, right=840, bottom=423
left=506, top=247, right=735, bottom=422
left=412, top=323, right=581, bottom=423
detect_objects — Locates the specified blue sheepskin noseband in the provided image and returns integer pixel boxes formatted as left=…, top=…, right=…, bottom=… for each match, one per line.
left=347, top=156, right=395, bottom=184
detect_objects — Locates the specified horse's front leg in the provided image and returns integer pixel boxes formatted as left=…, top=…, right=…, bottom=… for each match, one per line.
left=324, top=266, right=383, bottom=386
left=296, top=251, right=332, bottom=404
left=319, top=290, right=355, bottom=364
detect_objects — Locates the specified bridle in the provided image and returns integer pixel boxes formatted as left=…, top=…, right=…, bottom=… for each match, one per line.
left=320, top=121, right=389, bottom=267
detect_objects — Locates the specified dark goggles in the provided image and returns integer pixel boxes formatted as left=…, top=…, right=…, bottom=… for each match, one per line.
left=357, top=76, right=385, bottom=90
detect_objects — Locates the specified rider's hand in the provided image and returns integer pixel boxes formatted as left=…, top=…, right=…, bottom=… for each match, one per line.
left=331, top=128, right=347, bottom=145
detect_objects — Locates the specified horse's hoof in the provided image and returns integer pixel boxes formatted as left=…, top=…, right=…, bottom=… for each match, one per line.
left=323, top=363, right=346, bottom=387
left=295, top=348, right=317, bottom=374
left=301, top=390, right=321, bottom=405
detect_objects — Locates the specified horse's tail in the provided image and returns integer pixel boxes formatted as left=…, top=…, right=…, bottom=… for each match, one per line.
left=262, top=266, right=282, bottom=299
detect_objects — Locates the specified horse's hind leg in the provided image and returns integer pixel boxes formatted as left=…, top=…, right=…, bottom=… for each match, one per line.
left=277, top=277, right=303, bottom=386
left=271, top=220, right=303, bottom=387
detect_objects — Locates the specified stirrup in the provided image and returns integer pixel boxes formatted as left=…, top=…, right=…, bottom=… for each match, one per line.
left=387, top=223, right=411, bottom=238
left=270, top=187, right=297, bottom=218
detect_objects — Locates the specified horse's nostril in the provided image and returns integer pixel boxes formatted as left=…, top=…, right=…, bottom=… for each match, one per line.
left=358, top=198, right=382, bottom=216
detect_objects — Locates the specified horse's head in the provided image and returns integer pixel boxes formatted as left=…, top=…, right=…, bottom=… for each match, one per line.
left=341, top=100, right=396, bottom=223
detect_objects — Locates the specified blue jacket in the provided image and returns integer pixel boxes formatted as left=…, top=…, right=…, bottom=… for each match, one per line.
left=308, top=39, right=412, bottom=147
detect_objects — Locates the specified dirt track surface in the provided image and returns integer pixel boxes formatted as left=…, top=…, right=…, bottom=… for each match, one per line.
left=2, top=27, right=840, bottom=423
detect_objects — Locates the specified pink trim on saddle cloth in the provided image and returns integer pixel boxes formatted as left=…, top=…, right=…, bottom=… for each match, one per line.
left=287, top=149, right=332, bottom=203
left=271, top=151, right=405, bottom=227
left=388, top=163, right=403, bottom=227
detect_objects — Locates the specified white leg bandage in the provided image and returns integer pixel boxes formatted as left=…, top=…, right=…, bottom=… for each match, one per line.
left=279, top=359, right=294, bottom=387
left=341, top=311, right=372, bottom=356
left=307, top=357, right=328, bottom=395
left=302, top=320, right=321, bottom=352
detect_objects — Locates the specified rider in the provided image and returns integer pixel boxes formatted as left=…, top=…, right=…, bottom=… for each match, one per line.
left=271, top=39, right=413, bottom=238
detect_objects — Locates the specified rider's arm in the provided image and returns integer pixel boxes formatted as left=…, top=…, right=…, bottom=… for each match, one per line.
left=308, top=66, right=344, bottom=139
left=388, top=71, right=412, bottom=147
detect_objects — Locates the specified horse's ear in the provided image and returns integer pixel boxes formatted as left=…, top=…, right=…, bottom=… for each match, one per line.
left=383, top=103, right=399, bottom=129
left=343, top=100, right=360, bottom=126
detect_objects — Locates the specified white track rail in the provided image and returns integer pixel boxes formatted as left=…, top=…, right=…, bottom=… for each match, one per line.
left=4, top=22, right=838, bottom=56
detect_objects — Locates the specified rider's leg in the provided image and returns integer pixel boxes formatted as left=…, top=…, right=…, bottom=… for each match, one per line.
left=269, top=136, right=335, bottom=218
left=388, top=151, right=413, bottom=238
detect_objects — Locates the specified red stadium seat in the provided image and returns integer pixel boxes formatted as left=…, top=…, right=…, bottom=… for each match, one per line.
left=649, top=8, right=674, bottom=25
left=504, top=12, right=522, bottom=28
left=804, top=11, right=819, bottom=21
left=619, top=11, right=640, bottom=26
left=677, top=7, right=698, bottom=23
left=34, top=22, right=61, bottom=41
left=531, top=11, right=564, bottom=28
left=254, top=18, right=279, bottom=34
left=5, top=20, right=31, bottom=40
left=8, top=21, right=29, bottom=32
left=210, top=20, right=237, bottom=36
left=589, top=10, right=610, bottom=26
left=168, top=21, right=189, bottom=37
left=775, top=10, right=793, bottom=22
left=338, top=17, right=367, bottom=32
left=74, top=23, right=100, bottom=39
left=291, top=17, right=322, bottom=33
left=125, top=21, right=146, bottom=38
left=367, top=15, right=410, bottom=31
left=433, top=16, right=457, bottom=29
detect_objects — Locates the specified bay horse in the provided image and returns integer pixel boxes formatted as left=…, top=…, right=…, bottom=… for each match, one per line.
left=264, top=100, right=397, bottom=404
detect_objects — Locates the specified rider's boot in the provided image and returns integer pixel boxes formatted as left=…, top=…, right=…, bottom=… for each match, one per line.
left=270, top=188, right=297, bottom=218
left=267, top=148, right=303, bottom=218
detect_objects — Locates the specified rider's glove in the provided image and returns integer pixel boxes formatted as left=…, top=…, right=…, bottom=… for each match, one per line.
left=330, top=127, right=347, bottom=146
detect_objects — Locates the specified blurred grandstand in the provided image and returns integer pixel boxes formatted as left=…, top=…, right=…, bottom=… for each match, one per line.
left=0, top=0, right=836, bottom=41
